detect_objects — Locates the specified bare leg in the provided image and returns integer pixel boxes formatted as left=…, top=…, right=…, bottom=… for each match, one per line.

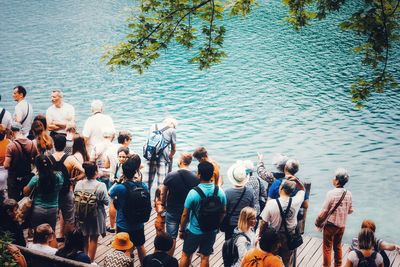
left=168, top=239, right=176, bottom=256
left=200, top=255, right=210, bottom=267
left=179, top=252, right=193, bottom=267
left=109, top=202, right=116, bottom=229
left=136, top=245, right=146, bottom=266
left=87, top=235, right=99, bottom=262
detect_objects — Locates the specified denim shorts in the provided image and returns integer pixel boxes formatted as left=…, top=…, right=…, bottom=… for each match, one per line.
left=182, top=230, right=217, bottom=256
left=165, top=211, right=181, bottom=239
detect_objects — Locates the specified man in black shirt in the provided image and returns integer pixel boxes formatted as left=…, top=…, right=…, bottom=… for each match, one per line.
left=143, top=232, right=178, bottom=267
left=160, top=153, right=199, bottom=255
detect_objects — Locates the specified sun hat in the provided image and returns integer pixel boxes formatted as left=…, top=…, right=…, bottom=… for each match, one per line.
left=227, top=160, right=249, bottom=187
left=111, top=232, right=134, bottom=251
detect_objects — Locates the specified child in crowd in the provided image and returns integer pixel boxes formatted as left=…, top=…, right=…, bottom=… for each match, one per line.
left=104, top=232, right=134, bottom=267
left=154, top=186, right=165, bottom=234
left=143, top=232, right=178, bottom=267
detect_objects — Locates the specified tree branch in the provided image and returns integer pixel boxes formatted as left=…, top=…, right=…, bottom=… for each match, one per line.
left=388, top=0, right=400, bottom=16
left=209, top=0, right=215, bottom=49
left=379, top=0, right=389, bottom=81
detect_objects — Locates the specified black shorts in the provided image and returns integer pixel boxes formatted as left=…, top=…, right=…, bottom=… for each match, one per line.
left=116, top=227, right=145, bottom=247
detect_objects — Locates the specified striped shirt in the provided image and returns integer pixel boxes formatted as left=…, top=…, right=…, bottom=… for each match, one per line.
left=320, top=187, right=353, bottom=228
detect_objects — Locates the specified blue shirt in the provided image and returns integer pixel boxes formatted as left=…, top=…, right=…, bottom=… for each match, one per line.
left=109, top=180, right=149, bottom=231
left=184, top=183, right=227, bottom=235
left=268, top=178, right=309, bottom=200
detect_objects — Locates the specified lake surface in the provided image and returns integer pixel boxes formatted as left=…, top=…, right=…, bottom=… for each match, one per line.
left=1, top=0, right=399, bottom=242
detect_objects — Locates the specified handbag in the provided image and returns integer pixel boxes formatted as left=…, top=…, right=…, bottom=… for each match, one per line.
left=18, top=187, right=35, bottom=223
left=276, top=198, right=303, bottom=250
left=220, top=187, right=247, bottom=232
left=315, top=189, right=347, bottom=230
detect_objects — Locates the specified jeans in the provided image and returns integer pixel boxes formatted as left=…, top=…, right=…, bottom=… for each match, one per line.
left=165, top=211, right=181, bottom=239
left=323, top=223, right=345, bottom=267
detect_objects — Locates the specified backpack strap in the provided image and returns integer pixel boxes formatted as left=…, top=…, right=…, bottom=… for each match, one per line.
left=60, top=153, right=69, bottom=164
left=194, top=186, right=207, bottom=199
left=226, top=187, right=246, bottom=220
left=276, top=198, right=292, bottom=235
left=213, top=185, right=219, bottom=197
left=14, top=139, right=34, bottom=163
left=0, top=108, right=5, bottom=124
left=20, top=102, right=30, bottom=125
left=354, top=249, right=365, bottom=261
left=234, top=232, right=251, bottom=243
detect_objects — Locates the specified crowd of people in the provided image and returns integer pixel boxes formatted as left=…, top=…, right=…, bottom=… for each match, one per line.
left=0, top=86, right=399, bottom=267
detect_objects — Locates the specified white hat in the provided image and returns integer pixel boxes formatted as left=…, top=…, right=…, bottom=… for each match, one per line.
left=227, top=161, right=249, bottom=187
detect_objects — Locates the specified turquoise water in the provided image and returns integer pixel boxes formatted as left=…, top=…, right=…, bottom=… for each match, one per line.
left=1, top=0, right=399, bottom=242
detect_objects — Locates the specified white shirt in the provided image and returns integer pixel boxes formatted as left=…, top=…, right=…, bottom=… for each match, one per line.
left=46, top=102, right=75, bottom=134
left=14, top=100, right=33, bottom=135
left=28, top=243, right=57, bottom=255
left=82, top=112, right=115, bottom=152
left=0, top=107, right=12, bottom=129
left=260, top=190, right=305, bottom=232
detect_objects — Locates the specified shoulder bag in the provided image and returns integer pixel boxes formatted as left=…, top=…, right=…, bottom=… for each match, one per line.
left=220, top=187, right=247, bottom=232
left=315, top=189, right=347, bottom=230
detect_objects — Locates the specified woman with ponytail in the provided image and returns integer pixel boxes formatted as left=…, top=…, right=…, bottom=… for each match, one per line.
left=23, top=154, right=64, bottom=230
left=31, top=120, right=53, bottom=155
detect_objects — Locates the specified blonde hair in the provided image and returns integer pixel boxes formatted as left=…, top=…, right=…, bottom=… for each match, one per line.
left=237, top=207, right=257, bottom=232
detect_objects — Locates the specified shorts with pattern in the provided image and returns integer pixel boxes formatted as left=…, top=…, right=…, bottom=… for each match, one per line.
left=145, top=160, right=170, bottom=191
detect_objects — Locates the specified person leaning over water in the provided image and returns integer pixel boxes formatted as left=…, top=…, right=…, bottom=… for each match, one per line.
left=315, top=168, right=353, bottom=267
left=350, top=219, right=400, bottom=267
left=46, top=89, right=75, bottom=138
left=345, top=228, right=384, bottom=267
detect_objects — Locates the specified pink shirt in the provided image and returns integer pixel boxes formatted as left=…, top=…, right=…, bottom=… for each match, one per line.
left=319, top=187, right=353, bottom=228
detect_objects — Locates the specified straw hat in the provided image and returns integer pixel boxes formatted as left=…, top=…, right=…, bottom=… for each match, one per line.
left=111, top=232, right=134, bottom=251
left=227, top=161, right=249, bottom=187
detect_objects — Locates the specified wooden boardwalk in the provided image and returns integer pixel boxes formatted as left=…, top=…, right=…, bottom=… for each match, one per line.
left=94, top=211, right=400, bottom=267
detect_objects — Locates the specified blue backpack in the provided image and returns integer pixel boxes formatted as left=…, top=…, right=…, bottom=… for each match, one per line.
left=143, top=124, right=170, bottom=161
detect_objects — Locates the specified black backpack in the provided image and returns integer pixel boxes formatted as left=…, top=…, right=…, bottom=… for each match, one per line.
left=193, top=186, right=224, bottom=232
left=355, top=249, right=378, bottom=267
left=222, top=232, right=251, bottom=267
left=374, top=239, right=390, bottom=267
left=143, top=253, right=172, bottom=267
left=48, top=154, right=70, bottom=194
left=123, top=181, right=152, bottom=224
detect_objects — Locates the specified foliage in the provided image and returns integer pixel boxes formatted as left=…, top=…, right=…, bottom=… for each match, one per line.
left=104, top=0, right=400, bottom=107
left=0, top=232, right=18, bottom=267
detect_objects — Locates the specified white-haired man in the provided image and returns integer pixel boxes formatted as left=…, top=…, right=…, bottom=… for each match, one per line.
left=144, top=117, right=177, bottom=192
left=82, top=100, right=115, bottom=154
left=315, top=168, right=353, bottom=267
left=46, top=89, right=75, bottom=138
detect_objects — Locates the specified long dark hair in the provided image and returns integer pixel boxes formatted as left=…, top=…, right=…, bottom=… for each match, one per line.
left=56, top=228, right=86, bottom=259
left=35, top=155, right=56, bottom=194
left=72, top=135, right=89, bottom=161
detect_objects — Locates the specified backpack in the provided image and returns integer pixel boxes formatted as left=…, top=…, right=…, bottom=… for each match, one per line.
left=355, top=249, right=378, bottom=267
left=222, top=232, right=251, bottom=267
left=48, top=154, right=70, bottom=194
left=122, top=181, right=152, bottom=224
left=143, top=124, right=170, bottom=161
left=74, top=183, right=100, bottom=224
left=14, top=140, right=35, bottom=177
left=144, top=253, right=172, bottom=267
left=193, top=186, right=224, bottom=232
left=374, top=239, right=390, bottom=267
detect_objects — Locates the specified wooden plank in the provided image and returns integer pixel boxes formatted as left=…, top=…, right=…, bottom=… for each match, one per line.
left=93, top=210, right=400, bottom=267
